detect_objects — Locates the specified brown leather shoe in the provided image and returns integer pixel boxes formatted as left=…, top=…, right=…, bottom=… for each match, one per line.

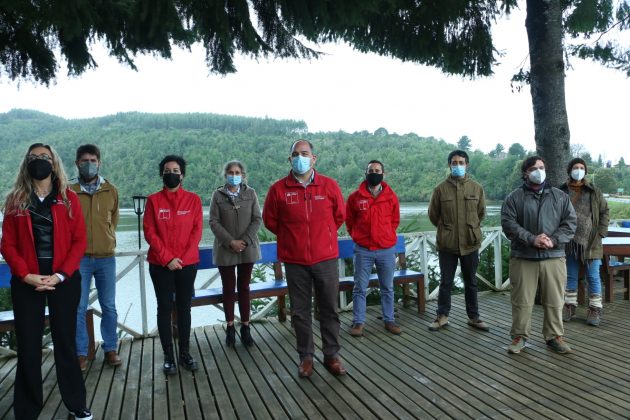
left=105, top=351, right=122, bottom=367
left=323, top=357, right=347, bottom=376
left=78, top=356, right=88, bottom=372
left=350, top=323, right=364, bottom=337
left=298, top=358, right=313, bottom=378
left=384, top=321, right=402, bottom=335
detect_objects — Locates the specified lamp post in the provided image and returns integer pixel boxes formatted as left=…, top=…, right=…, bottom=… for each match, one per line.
left=132, top=195, right=147, bottom=249
left=132, top=195, right=148, bottom=336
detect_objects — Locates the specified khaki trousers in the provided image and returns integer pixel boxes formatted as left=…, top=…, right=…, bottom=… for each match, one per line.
left=509, top=257, right=565, bottom=341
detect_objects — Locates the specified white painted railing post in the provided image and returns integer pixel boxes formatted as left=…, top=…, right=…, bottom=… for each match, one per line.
left=338, top=258, right=350, bottom=311
left=138, top=255, right=149, bottom=336
left=494, top=230, right=503, bottom=289
left=420, top=235, right=430, bottom=302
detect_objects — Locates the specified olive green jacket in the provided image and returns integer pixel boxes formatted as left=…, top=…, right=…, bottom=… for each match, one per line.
left=559, top=180, right=609, bottom=259
left=428, top=175, right=486, bottom=256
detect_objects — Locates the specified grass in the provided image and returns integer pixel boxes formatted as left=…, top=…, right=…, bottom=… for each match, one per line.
left=609, top=201, right=630, bottom=221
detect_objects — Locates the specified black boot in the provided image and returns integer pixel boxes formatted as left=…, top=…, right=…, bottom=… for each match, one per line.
left=240, top=324, right=254, bottom=347
left=163, top=349, right=177, bottom=375
left=179, top=347, right=198, bottom=371
left=226, top=324, right=236, bottom=347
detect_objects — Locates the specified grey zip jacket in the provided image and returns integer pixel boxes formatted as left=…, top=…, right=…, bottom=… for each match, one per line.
left=501, top=183, right=577, bottom=259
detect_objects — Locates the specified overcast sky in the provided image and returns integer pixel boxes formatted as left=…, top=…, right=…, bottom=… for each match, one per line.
left=1, top=9, right=628, bottom=164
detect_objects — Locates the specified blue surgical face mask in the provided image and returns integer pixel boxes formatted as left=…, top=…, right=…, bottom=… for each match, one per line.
left=451, top=165, right=466, bottom=177
left=226, top=175, right=242, bottom=186
left=291, top=155, right=311, bottom=175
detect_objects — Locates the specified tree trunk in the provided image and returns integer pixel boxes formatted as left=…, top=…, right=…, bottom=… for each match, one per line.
left=525, top=0, right=570, bottom=187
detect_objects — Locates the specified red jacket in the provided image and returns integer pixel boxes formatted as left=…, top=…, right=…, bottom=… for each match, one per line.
left=346, top=181, right=400, bottom=250
left=143, top=187, right=203, bottom=267
left=263, top=170, right=345, bottom=265
left=1, top=189, right=87, bottom=279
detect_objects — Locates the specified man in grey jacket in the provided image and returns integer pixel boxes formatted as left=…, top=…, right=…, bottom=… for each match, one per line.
left=501, top=156, right=576, bottom=354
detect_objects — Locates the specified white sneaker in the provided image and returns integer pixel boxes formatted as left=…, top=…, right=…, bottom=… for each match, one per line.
left=70, top=409, right=93, bottom=419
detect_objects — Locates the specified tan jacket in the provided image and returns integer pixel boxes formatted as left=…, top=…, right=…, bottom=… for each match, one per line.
left=70, top=178, right=119, bottom=257
left=428, top=175, right=486, bottom=256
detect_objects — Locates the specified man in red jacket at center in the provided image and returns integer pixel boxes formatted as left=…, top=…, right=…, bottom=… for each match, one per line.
left=346, top=160, right=401, bottom=337
left=263, top=139, right=346, bottom=378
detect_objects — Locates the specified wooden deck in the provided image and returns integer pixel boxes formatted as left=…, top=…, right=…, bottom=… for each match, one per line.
left=1, top=289, right=630, bottom=419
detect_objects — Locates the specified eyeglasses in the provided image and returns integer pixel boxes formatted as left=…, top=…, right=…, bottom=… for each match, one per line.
left=27, top=153, right=53, bottom=162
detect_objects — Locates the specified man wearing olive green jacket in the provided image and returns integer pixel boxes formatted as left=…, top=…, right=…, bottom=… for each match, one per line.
left=427, top=150, right=488, bottom=332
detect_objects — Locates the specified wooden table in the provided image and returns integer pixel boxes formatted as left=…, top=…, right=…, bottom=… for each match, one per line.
left=601, top=237, right=630, bottom=302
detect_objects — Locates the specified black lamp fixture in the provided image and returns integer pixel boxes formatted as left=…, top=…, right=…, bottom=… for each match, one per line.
left=132, top=195, right=147, bottom=250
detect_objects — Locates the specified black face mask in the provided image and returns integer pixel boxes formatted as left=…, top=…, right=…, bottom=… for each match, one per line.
left=163, top=173, right=181, bottom=188
left=27, top=159, right=53, bottom=180
left=366, top=172, right=383, bottom=187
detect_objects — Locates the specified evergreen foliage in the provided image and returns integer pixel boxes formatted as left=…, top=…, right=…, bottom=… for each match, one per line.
left=1, top=0, right=520, bottom=84
left=1, top=109, right=627, bottom=207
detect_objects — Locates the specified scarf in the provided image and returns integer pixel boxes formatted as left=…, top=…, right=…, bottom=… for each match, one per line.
left=566, top=182, right=592, bottom=262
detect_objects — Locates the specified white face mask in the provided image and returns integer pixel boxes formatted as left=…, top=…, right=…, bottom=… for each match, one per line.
left=571, top=168, right=585, bottom=181
left=528, top=169, right=546, bottom=185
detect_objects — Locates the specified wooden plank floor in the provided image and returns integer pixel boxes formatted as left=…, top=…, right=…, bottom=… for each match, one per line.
left=1, top=289, right=630, bottom=419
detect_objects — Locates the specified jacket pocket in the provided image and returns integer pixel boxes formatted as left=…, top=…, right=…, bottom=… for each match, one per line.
left=467, top=222, right=481, bottom=246
left=464, top=195, right=480, bottom=220
left=437, top=223, right=454, bottom=249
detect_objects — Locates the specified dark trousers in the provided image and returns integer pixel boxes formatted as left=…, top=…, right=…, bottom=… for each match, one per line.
left=437, top=250, right=480, bottom=319
left=285, top=259, right=340, bottom=359
left=149, top=264, right=197, bottom=354
left=219, top=263, right=254, bottom=323
left=11, top=270, right=86, bottom=419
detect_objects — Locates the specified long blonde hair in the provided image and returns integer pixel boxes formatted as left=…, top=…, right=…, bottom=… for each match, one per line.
left=2, top=143, right=71, bottom=216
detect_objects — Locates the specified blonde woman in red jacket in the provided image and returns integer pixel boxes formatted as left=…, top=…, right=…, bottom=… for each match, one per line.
left=0, top=143, right=92, bottom=420
left=143, top=155, right=203, bottom=375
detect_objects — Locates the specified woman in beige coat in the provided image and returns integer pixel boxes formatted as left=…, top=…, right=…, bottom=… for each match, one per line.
left=209, top=161, right=262, bottom=346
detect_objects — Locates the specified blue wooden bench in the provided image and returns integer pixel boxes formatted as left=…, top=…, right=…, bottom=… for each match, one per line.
left=337, top=236, right=425, bottom=313
left=187, top=235, right=425, bottom=326
left=190, top=242, right=288, bottom=321
left=0, top=262, right=96, bottom=360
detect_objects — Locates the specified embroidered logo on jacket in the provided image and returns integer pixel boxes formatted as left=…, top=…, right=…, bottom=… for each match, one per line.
left=285, top=192, right=299, bottom=205
left=177, top=210, right=191, bottom=216
left=158, top=208, right=171, bottom=220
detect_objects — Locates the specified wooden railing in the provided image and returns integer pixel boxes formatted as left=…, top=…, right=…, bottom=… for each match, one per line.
left=1, top=227, right=512, bottom=345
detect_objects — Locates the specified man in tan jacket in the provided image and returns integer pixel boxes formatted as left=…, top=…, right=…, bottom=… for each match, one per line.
left=427, top=150, right=488, bottom=332
left=71, top=144, right=121, bottom=370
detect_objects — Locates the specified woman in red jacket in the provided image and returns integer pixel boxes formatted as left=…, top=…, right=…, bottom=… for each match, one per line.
left=143, top=155, right=203, bottom=374
left=0, top=143, right=92, bottom=420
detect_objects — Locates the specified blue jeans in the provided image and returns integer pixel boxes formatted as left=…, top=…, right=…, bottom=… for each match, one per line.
left=76, top=256, right=118, bottom=355
left=566, top=253, right=602, bottom=296
left=352, top=245, right=396, bottom=324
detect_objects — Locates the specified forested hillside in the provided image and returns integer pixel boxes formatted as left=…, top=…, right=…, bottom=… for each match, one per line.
left=1, top=109, right=626, bottom=206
